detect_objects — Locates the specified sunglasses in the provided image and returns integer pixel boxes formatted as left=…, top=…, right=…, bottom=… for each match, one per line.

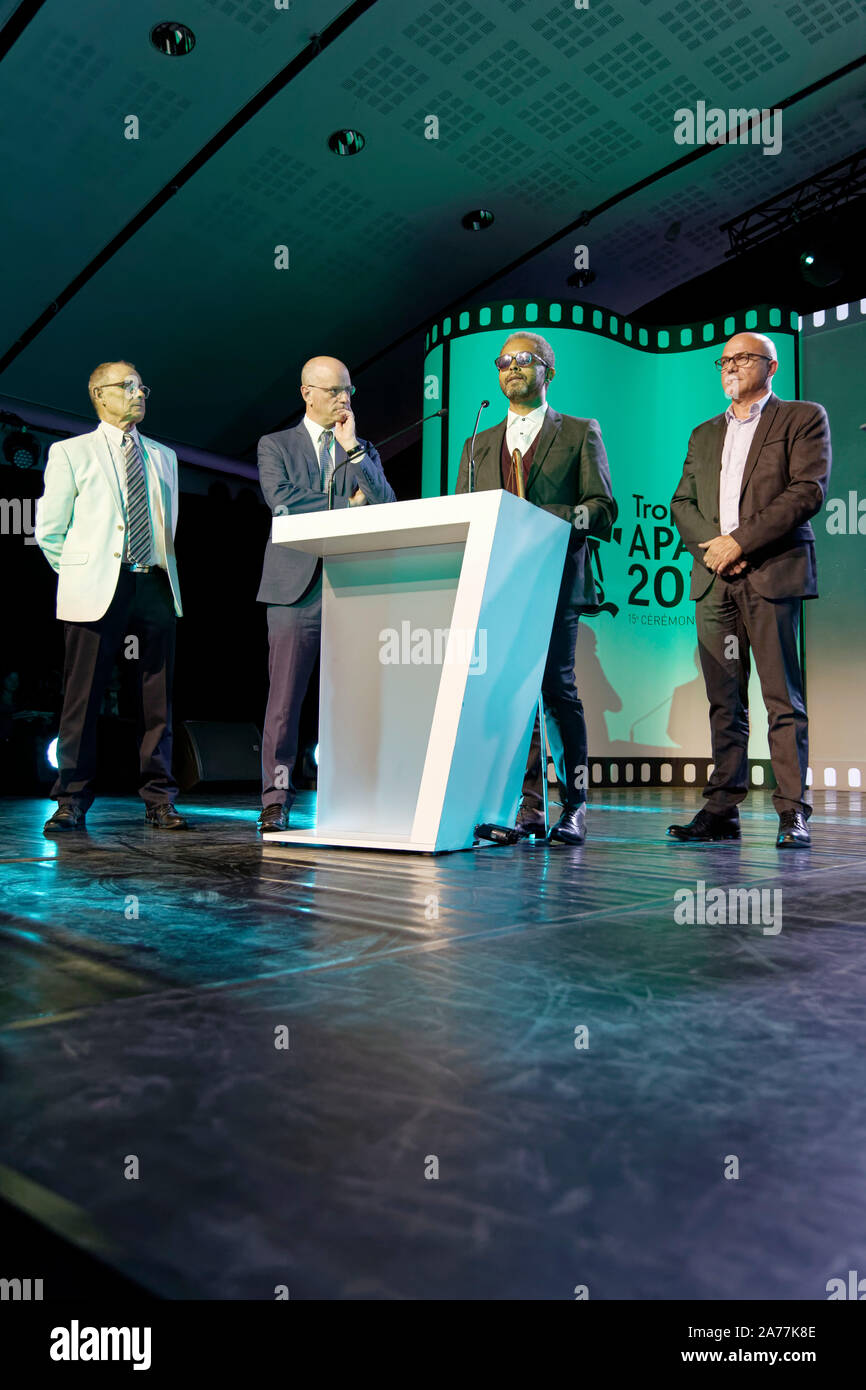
left=494, top=352, right=549, bottom=371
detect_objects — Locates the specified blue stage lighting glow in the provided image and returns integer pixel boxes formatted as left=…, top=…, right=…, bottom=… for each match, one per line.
left=46, top=737, right=59, bottom=768
left=313, top=743, right=319, bottom=765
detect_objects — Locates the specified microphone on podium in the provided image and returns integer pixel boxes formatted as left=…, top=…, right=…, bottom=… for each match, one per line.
left=327, top=407, right=448, bottom=510
left=468, top=400, right=489, bottom=493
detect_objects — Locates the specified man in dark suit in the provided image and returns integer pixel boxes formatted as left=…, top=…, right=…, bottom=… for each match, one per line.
left=668, top=332, right=831, bottom=847
left=455, top=331, right=617, bottom=844
left=256, top=356, right=396, bottom=832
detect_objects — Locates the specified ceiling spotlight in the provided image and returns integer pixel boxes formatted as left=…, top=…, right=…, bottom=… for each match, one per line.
left=328, top=129, right=366, bottom=156
left=2, top=428, right=40, bottom=468
left=566, top=268, right=596, bottom=289
left=461, top=209, right=495, bottom=231
left=150, top=22, right=196, bottom=56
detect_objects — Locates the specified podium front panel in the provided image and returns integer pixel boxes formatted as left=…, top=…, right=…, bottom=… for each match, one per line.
left=317, top=543, right=464, bottom=841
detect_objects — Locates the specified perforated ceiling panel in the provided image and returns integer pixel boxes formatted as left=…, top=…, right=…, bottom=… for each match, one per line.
left=657, top=0, right=754, bottom=52
left=402, top=90, right=485, bottom=146
left=585, top=31, right=671, bottom=99
left=403, top=0, right=496, bottom=63
left=533, top=0, right=624, bottom=55
left=0, top=0, right=863, bottom=456
left=0, top=0, right=352, bottom=345
left=103, top=70, right=193, bottom=140
left=783, top=0, right=863, bottom=40
left=519, top=85, right=599, bottom=142
left=341, top=45, right=431, bottom=114
left=462, top=40, right=550, bottom=94
left=199, top=0, right=285, bottom=37
left=704, top=26, right=793, bottom=85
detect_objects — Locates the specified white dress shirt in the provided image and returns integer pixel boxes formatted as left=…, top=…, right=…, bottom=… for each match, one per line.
left=304, top=415, right=335, bottom=487
left=719, top=391, right=771, bottom=535
left=304, top=414, right=368, bottom=501
left=99, top=420, right=158, bottom=567
left=505, top=400, right=548, bottom=458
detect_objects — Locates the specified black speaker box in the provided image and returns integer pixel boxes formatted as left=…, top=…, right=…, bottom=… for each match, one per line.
left=175, top=721, right=262, bottom=791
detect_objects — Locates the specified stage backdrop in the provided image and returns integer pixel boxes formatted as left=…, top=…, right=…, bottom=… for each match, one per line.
left=421, top=300, right=809, bottom=789
left=801, top=301, right=866, bottom=793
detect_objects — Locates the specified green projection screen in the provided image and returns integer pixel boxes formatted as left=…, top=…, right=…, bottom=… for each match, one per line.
left=801, top=302, right=866, bottom=793
left=421, top=300, right=801, bottom=777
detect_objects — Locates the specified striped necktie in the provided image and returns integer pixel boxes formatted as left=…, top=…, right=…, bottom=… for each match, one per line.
left=319, top=429, right=334, bottom=491
left=122, top=432, right=152, bottom=566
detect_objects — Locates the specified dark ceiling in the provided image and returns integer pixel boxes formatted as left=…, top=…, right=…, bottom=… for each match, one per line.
left=1, top=0, right=864, bottom=464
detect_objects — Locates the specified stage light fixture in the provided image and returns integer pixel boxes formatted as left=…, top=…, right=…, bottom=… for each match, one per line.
left=2, top=427, right=40, bottom=468
left=46, top=737, right=59, bottom=769
left=328, top=130, right=365, bottom=156
left=150, top=21, right=196, bottom=56
left=461, top=209, right=495, bottom=232
left=799, top=247, right=842, bottom=288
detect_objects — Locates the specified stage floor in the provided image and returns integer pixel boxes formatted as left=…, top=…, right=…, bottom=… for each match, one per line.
left=1, top=788, right=864, bottom=1300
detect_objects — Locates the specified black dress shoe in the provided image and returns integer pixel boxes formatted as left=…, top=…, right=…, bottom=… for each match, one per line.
left=145, top=802, right=188, bottom=830
left=667, top=807, right=740, bottom=841
left=550, top=803, right=586, bottom=844
left=777, top=810, right=810, bottom=847
left=258, top=804, right=290, bottom=833
left=43, top=804, right=86, bottom=834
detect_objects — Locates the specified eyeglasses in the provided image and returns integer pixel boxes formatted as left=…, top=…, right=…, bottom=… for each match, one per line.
left=308, top=384, right=356, bottom=398
left=494, top=352, right=549, bottom=371
left=714, top=353, right=772, bottom=371
left=97, top=378, right=151, bottom=397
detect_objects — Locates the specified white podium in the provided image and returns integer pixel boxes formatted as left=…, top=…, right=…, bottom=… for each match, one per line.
left=263, top=491, right=569, bottom=853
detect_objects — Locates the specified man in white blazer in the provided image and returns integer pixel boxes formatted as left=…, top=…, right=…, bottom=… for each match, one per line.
left=35, top=360, right=188, bottom=832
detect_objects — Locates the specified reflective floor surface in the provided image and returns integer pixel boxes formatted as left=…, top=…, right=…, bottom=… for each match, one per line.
left=1, top=788, right=864, bottom=1299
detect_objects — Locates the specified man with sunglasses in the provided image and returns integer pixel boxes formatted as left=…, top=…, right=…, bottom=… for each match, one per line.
left=669, top=332, right=831, bottom=847
left=256, top=356, right=395, bottom=832
left=455, top=331, right=617, bottom=845
left=35, top=361, right=187, bottom=832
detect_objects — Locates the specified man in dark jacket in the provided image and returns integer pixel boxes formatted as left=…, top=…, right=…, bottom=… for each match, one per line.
left=668, top=332, right=831, bottom=847
left=256, top=356, right=395, bottom=831
left=455, top=331, right=617, bottom=844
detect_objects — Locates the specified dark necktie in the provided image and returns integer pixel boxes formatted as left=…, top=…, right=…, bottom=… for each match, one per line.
left=122, top=432, right=152, bottom=566
left=319, top=430, right=334, bottom=491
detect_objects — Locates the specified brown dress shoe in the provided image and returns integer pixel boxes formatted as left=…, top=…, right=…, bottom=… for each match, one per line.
left=258, top=804, right=290, bottom=833
left=43, top=804, right=87, bottom=834
left=145, top=802, right=189, bottom=829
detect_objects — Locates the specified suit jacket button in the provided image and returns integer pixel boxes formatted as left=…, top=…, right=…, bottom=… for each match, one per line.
left=114, top=552, right=121, bottom=557
left=117, top=524, right=123, bottom=531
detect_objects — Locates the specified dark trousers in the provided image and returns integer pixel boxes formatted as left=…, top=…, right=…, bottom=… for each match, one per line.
left=261, top=577, right=322, bottom=809
left=696, top=573, right=809, bottom=817
left=521, top=600, right=588, bottom=813
left=53, top=569, right=177, bottom=810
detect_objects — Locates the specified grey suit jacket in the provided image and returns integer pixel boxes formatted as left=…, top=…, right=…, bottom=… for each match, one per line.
left=671, top=394, right=832, bottom=602
left=454, top=407, right=617, bottom=612
left=256, top=422, right=396, bottom=605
